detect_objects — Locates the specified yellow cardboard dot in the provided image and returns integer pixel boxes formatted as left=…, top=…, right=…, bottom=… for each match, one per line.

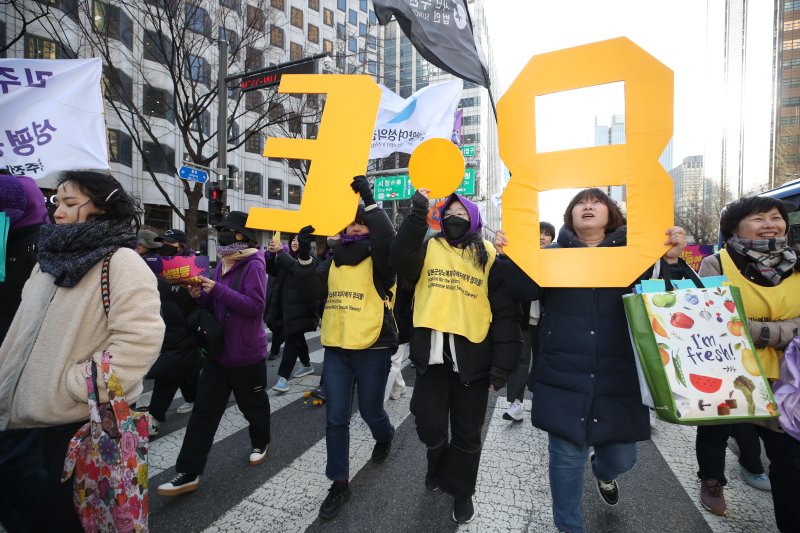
left=408, top=138, right=465, bottom=198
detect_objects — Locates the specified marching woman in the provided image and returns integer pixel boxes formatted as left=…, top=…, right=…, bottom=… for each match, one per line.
left=158, top=211, right=270, bottom=496
left=391, top=189, right=522, bottom=524
left=694, top=196, right=800, bottom=530
left=0, top=171, right=163, bottom=531
left=495, top=188, right=686, bottom=533
left=296, top=176, right=398, bottom=521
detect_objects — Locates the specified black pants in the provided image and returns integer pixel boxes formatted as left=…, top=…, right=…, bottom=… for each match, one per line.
left=0, top=430, right=46, bottom=533
left=507, top=326, right=537, bottom=403
left=756, top=426, right=800, bottom=533
left=696, top=423, right=764, bottom=484
left=176, top=358, right=271, bottom=475
left=149, top=372, right=200, bottom=422
left=277, top=332, right=311, bottom=380
left=410, top=364, right=489, bottom=497
left=269, top=327, right=284, bottom=356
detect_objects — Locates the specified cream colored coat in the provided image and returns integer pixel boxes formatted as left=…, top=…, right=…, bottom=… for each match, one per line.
left=0, top=247, right=164, bottom=428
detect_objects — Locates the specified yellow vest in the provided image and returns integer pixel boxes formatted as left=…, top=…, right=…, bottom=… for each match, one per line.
left=721, top=249, right=800, bottom=379
left=321, top=257, right=387, bottom=350
left=413, top=238, right=496, bottom=343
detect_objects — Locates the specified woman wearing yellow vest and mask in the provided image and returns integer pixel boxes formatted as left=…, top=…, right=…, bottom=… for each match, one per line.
left=391, top=189, right=522, bottom=524
left=694, top=196, right=800, bottom=529
left=297, top=176, right=398, bottom=521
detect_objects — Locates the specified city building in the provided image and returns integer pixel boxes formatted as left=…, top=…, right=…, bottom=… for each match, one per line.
left=772, top=0, right=800, bottom=187
left=1, top=0, right=379, bottom=242
left=377, top=0, right=502, bottom=231
left=669, top=155, right=706, bottom=209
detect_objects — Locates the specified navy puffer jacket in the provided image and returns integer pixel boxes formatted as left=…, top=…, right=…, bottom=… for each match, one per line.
left=505, top=226, right=650, bottom=447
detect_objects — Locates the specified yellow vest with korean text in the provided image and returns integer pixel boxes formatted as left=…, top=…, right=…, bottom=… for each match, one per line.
left=413, top=238, right=496, bottom=344
left=321, top=257, right=387, bottom=350
left=721, top=249, right=800, bottom=379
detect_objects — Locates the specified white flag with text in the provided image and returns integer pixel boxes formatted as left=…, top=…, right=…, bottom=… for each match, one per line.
left=0, top=58, right=108, bottom=178
left=370, top=79, right=463, bottom=159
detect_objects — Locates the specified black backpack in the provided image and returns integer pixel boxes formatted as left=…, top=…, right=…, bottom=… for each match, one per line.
left=189, top=267, right=245, bottom=359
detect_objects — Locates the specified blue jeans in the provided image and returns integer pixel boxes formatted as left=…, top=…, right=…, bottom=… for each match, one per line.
left=548, top=434, right=637, bottom=533
left=323, top=347, right=394, bottom=481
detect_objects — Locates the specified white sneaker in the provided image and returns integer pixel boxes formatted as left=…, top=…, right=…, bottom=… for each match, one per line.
left=157, top=473, right=199, bottom=496
left=389, top=385, right=406, bottom=400
left=149, top=417, right=161, bottom=437
left=176, top=402, right=194, bottom=414
left=292, top=365, right=314, bottom=378
left=249, top=445, right=269, bottom=466
left=741, top=466, right=771, bottom=491
left=502, top=401, right=524, bottom=422
left=272, top=377, right=289, bottom=393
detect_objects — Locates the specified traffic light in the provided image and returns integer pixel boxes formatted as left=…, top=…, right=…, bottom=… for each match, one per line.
left=206, top=184, right=226, bottom=226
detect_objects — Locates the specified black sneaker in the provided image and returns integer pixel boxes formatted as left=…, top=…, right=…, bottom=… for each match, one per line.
left=319, top=481, right=351, bottom=520
left=424, top=471, right=438, bottom=492
left=371, top=440, right=392, bottom=463
left=157, top=473, right=200, bottom=496
left=452, top=495, right=476, bottom=524
left=590, top=453, right=620, bottom=506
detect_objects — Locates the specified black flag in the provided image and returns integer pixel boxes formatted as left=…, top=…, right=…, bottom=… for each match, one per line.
left=373, top=0, right=490, bottom=88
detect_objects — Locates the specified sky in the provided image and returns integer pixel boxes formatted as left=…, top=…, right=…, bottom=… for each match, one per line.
left=483, top=0, right=714, bottom=231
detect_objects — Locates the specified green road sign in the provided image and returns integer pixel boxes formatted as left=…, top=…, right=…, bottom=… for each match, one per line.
left=460, top=145, right=475, bottom=157
left=374, top=168, right=476, bottom=201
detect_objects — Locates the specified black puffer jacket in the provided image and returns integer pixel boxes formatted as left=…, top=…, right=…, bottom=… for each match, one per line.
left=390, top=201, right=521, bottom=383
left=147, top=279, right=202, bottom=380
left=0, top=224, right=42, bottom=342
left=505, top=225, right=654, bottom=447
left=297, top=205, right=398, bottom=352
left=266, top=250, right=320, bottom=336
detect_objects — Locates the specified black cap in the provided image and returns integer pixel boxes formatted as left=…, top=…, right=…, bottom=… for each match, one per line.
left=216, top=211, right=259, bottom=243
left=156, top=228, right=187, bottom=244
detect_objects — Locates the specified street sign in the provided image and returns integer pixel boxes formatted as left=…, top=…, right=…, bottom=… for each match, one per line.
left=460, top=144, right=475, bottom=157
left=374, top=169, right=476, bottom=201
left=178, top=165, right=210, bottom=184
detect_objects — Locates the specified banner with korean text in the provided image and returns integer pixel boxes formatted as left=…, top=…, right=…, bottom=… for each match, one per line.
left=370, top=80, right=463, bottom=159
left=0, top=58, right=108, bottom=178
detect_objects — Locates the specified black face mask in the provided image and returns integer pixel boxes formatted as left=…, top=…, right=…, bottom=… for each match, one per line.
left=443, top=217, right=470, bottom=241
left=158, top=244, right=178, bottom=256
left=217, top=230, right=238, bottom=246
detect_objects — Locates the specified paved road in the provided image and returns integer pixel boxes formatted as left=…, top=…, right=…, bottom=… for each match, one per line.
left=144, top=332, right=779, bottom=533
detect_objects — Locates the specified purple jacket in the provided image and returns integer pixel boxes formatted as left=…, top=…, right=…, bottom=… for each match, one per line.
left=198, top=249, right=268, bottom=367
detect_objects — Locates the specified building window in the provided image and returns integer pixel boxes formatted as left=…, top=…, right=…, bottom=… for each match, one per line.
left=308, top=23, right=319, bottom=44
left=268, top=179, right=283, bottom=200
left=291, top=7, right=303, bottom=28
left=308, top=0, right=319, bottom=10
left=245, top=46, right=264, bottom=70
left=348, top=9, right=357, bottom=25
left=245, top=131, right=264, bottom=153
left=144, top=204, right=172, bottom=229
left=337, top=23, right=346, bottom=40
left=219, top=27, right=240, bottom=58
left=219, top=0, right=240, bottom=11
left=93, top=1, right=133, bottom=49
left=288, top=184, right=302, bottom=204
left=270, top=25, right=285, bottom=48
left=188, top=109, right=211, bottom=135
left=323, top=8, right=334, bottom=26
left=358, top=49, right=365, bottom=63
left=268, top=102, right=285, bottom=122
left=348, top=37, right=357, bottom=53
left=143, top=30, right=173, bottom=64
left=783, top=96, right=800, bottom=107
left=323, top=39, right=333, bottom=53
left=359, top=22, right=366, bottom=36
left=142, top=142, right=175, bottom=176
left=460, top=95, right=481, bottom=107
left=271, top=0, right=285, bottom=9
left=24, top=35, right=58, bottom=59
left=247, top=5, right=265, bottom=31
left=462, top=133, right=480, bottom=144
left=337, top=0, right=346, bottom=12
left=290, top=42, right=303, bottom=60
left=244, top=171, right=263, bottom=195
left=186, top=3, right=211, bottom=36
left=367, top=34, right=377, bottom=50
left=306, top=94, right=319, bottom=109
left=369, top=9, right=376, bottom=24
left=367, top=60, right=376, bottom=75
left=186, top=54, right=211, bottom=85
left=102, top=65, right=133, bottom=103
left=288, top=112, right=302, bottom=134
left=245, top=90, right=264, bottom=113
left=228, top=121, right=240, bottom=142
left=143, top=85, right=174, bottom=122
left=107, top=128, right=132, bottom=167
left=463, top=115, right=480, bottom=126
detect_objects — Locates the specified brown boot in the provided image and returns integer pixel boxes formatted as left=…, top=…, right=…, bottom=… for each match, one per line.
left=699, top=478, right=726, bottom=516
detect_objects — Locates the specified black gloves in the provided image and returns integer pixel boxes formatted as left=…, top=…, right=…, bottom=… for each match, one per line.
left=489, top=367, right=511, bottom=391
left=297, top=225, right=315, bottom=260
left=411, top=190, right=430, bottom=210
left=351, top=175, right=375, bottom=206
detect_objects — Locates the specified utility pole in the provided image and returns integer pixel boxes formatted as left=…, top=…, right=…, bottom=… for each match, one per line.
left=208, top=38, right=228, bottom=258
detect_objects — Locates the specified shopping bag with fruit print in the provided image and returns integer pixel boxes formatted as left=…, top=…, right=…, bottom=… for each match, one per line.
left=623, top=259, right=779, bottom=425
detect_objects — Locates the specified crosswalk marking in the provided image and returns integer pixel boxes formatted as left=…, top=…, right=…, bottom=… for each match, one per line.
left=149, top=374, right=322, bottom=477
left=203, top=388, right=414, bottom=532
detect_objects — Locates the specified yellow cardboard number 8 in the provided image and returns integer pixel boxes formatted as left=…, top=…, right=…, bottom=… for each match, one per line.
left=498, top=37, right=674, bottom=287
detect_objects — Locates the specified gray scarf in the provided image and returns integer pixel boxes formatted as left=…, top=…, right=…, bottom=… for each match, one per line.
left=726, top=235, right=797, bottom=285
